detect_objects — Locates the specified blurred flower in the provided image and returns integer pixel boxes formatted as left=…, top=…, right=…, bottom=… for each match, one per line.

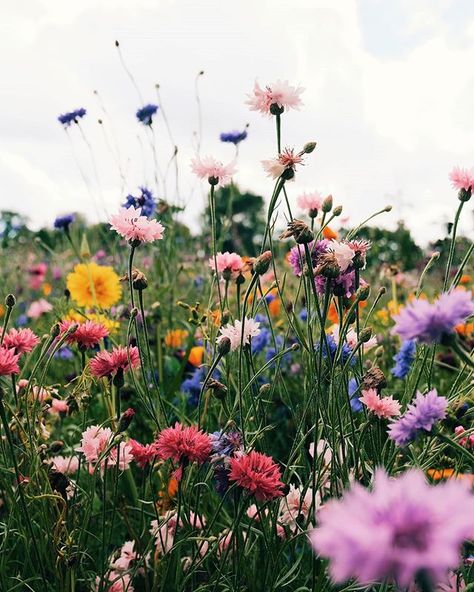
left=359, top=389, right=401, bottom=419
left=2, top=328, right=39, bottom=355
left=150, top=511, right=178, bottom=554
left=48, top=398, right=69, bottom=414
left=27, top=298, right=53, bottom=319
left=136, top=103, right=158, bottom=125
left=454, top=426, right=474, bottom=449
left=67, top=263, right=121, bottom=309
left=0, top=348, right=20, bottom=376
left=165, top=329, right=189, bottom=348
left=58, top=108, right=86, bottom=127
left=388, top=389, right=448, bottom=447
left=348, top=378, right=363, bottom=412
left=90, top=346, right=140, bottom=378
left=188, top=345, right=204, bottom=367
left=246, top=80, right=304, bottom=115
left=392, top=290, right=474, bottom=344
left=310, top=469, right=474, bottom=586
left=220, top=129, right=248, bottom=144
left=29, top=262, right=47, bottom=290
left=191, top=155, right=236, bottom=187
left=391, top=340, right=416, bottom=379
left=217, top=317, right=261, bottom=352
left=296, top=191, right=323, bottom=216
left=228, top=450, right=284, bottom=501
left=110, top=540, right=137, bottom=572
left=123, top=187, right=156, bottom=218
left=279, top=484, right=316, bottom=528
left=54, top=214, right=75, bottom=230
left=110, top=206, right=164, bottom=243
left=49, top=456, right=79, bottom=474
left=316, top=334, right=355, bottom=367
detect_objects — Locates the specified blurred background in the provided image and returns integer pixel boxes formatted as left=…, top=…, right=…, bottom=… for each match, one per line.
left=1, top=0, right=473, bottom=244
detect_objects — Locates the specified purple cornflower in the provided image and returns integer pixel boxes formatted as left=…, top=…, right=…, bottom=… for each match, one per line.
left=388, top=389, right=448, bottom=447
left=310, top=469, right=474, bottom=587
left=392, top=290, right=474, bottom=344
left=315, top=269, right=358, bottom=298
left=288, top=240, right=328, bottom=277
left=58, top=108, right=86, bottom=127
left=136, top=104, right=158, bottom=125
left=391, top=340, right=416, bottom=379
left=54, top=214, right=75, bottom=230
left=220, top=129, right=248, bottom=145
left=210, top=430, right=243, bottom=459
left=123, top=187, right=156, bottom=218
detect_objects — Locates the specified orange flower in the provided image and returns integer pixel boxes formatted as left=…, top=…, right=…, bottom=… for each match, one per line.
left=459, top=274, right=472, bottom=285
left=456, top=322, right=474, bottom=337
left=167, top=476, right=179, bottom=498
left=165, top=329, right=189, bottom=348
left=209, top=309, right=221, bottom=327
left=268, top=298, right=281, bottom=317
left=322, top=226, right=338, bottom=240
left=42, top=282, right=52, bottom=296
left=327, top=302, right=339, bottom=325
left=427, top=468, right=455, bottom=481
left=188, top=346, right=204, bottom=367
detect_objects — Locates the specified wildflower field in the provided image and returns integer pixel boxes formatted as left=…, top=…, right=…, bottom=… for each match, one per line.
left=0, top=75, right=473, bottom=592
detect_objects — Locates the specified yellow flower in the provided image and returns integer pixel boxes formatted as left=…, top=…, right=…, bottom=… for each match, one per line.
left=67, top=263, right=121, bottom=309
left=165, top=329, right=189, bottom=348
left=65, top=309, right=120, bottom=334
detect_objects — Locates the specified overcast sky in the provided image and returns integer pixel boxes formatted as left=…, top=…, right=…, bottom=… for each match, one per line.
left=1, top=0, right=473, bottom=244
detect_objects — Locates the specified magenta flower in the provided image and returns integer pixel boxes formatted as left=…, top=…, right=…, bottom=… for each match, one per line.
left=392, top=290, right=474, bottom=344
left=59, top=320, right=109, bottom=350
left=190, top=155, right=236, bottom=187
left=388, top=389, right=448, bottom=447
left=449, top=166, right=474, bottom=191
left=110, top=206, right=164, bottom=244
left=310, top=469, right=474, bottom=587
left=228, top=450, right=284, bottom=501
left=246, top=80, right=304, bottom=115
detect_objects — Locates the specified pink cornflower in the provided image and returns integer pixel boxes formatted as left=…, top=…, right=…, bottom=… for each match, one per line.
left=77, top=425, right=133, bottom=473
left=217, top=528, right=248, bottom=557
left=279, top=484, right=316, bottom=528
left=296, top=191, right=323, bottom=216
left=59, top=320, right=109, bottom=349
left=190, top=155, right=236, bottom=187
left=359, top=389, right=401, bottom=419
left=262, top=148, right=304, bottom=180
left=90, top=346, right=140, bottom=378
left=27, top=298, right=52, bottom=319
left=128, top=439, right=159, bottom=468
left=328, top=240, right=355, bottom=273
left=449, top=166, right=474, bottom=191
left=97, top=572, right=134, bottom=592
left=49, top=398, right=69, bottom=414
left=208, top=251, right=244, bottom=280
left=331, top=326, right=378, bottom=352
left=228, top=450, right=285, bottom=501
left=110, top=206, right=164, bottom=243
left=2, top=328, right=40, bottom=355
left=310, top=469, right=474, bottom=587
left=110, top=540, right=137, bottom=571
left=50, top=455, right=80, bottom=474
left=155, top=423, right=212, bottom=479
left=0, top=348, right=20, bottom=376
left=454, top=426, right=474, bottom=449
left=346, top=238, right=371, bottom=257
left=150, top=511, right=178, bottom=554
left=246, top=80, right=304, bottom=115
left=29, top=262, right=47, bottom=290
left=216, top=317, right=261, bottom=352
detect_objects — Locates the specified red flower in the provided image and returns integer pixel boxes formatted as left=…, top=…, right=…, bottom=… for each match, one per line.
left=228, top=451, right=284, bottom=501
left=2, top=328, right=40, bottom=355
left=155, top=422, right=212, bottom=466
left=90, top=346, right=140, bottom=378
left=129, top=439, right=159, bottom=468
left=0, top=348, right=20, bottom=376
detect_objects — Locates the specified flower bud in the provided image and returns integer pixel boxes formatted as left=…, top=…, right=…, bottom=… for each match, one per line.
left=259, top=383, right=271, bottom=396
left=358, top=327, right=373, bottom=343
left=362, top=366, right=387, bottom=393
left=458, top=187, right=472, bottom=202
left=333, top=205, right=343, bottom=216
left=322, top=195, right=333, bottom=213
left=151, top=301, right=162, bottom=322
left=235, top=273, right=246, bottom=286
left=113, top=367, right=125, bottom=389
left=383, top=205, right=392, bottom=212
left=280, top=220, right=314, bottom=245
left=207, top=378, right=228, bottom=400
left=314, top=253, right=340, bottom=279
left=217, top=337, right=231, bottom=356
left=50, top=323, right=61, bottom=338
left=308, top=208, right=319, bottom=219
left=80, top=234, right=91, bottom=259
left=302, top=141, right=317, bottom=154
left=356, top=285, right=370, bottom=302
left=48, top=440, right=64, bottom=454
left=5, top=294, right=16, bottom=308
left=269, top=103, right=284, bottom=116
left=254, top=251, right=272, bottom=276
left=221, top=309, right=231, bottom=325
left=117, top=408, right=135, bottom=432
left=130, top=307, right=139, bottom=319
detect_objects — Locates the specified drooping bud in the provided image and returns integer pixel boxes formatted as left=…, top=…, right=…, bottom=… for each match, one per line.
left=356, top=285, right=371, bottom=302
left=117, top=408, right=135, bottom=432
left=254, top=251, right=272, bottom=276
left=279, top=219, right=314, bottom=244
left=321, top=194, right=333, bottom=213
left=207, top=378, right=228, bottom=400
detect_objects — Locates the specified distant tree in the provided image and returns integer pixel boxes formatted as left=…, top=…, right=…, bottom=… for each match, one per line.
left=202, top=184, right=266, bottom=256
left=356, top=221, right=423, bottom=270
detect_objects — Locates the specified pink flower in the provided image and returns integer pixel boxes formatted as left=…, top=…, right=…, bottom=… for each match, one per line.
left=246, top=80, right=304, bottom=115
left=49, top=398, right=69, bottom=414
left=262, top=148, right=304, bottom=180
left=328, top=240, right=355, bottom=273
left=296, top=191, right=323, bottom=215
left=331, top=326, right=377, bottom=352
left=191, top=155, right=236, bottom=187
left=2, top=328, right=40, bottom=355
left=0, top=348, right=20, bottom=376
left=90, top=346, right=140, bottom=378
left=97, top=572, right=134, bottom=592
left=128, top=439, right=159, bottom=468
left=449, top=166, right=474, bottom=191
left=27, top=299, right=52, bottom=319
left=29, top=262, right=47, bottom=290
left=217, top=528, right=247, bottom=557
left=77, top=425, right=133, bottom=473
left=216, top=317, right=261, bottom=352
left=228, top=450, right=284, bottom=501
left=208, top=251, right=244, bottom=279
left=454, top=426, right=474, bottom=449
left=155, top=423, right=212, bottom=473
left=50, top=455, right=80, bottom=474
left=279, top=484, right=316, bottom=528
left=59, top=320, right=109, bottom=349
left=359, top=389, right=401, bottom=419
left=150, top=511, right=178, bottom=554
left=110, top=540, right=137, bottom=571
left=110, top=206, right=164, bottom=243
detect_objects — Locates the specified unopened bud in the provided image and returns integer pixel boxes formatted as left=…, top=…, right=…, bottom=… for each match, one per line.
left=291, top=343, right=300, bottom=351
left=374, top=346, right=384, bottom=358
left=302, top=141, right=317, bottom=154
left=151, top=302, right=162, bottom=322
left=221, top=309, right=231, bottom=325
left=358, top=327, right=373, bottom=343
left=113, top=367, right=125, bottom=389
left=207, top=379, right=227, bottom=400
left=356, top=285, right=370, bottom=302
left=50, top=323, right=61, bottom=338
left=80, top=234, right=91, bottom=259
left=217, top=337, right=231, bottom=356
left=383, top=205, right=392, bottom=212
left=259, top=383, right=271, bottom=396
left=117, top=408, right=135, bottom=432
left=322, top=195, right=333, bottom=213
left=333, top=205, right=343, bottom=216
left=254, top=251, right=272, bottom=275
left=130, top=307, right=139, bottom=319
left=5, top=294, right=16, bottom=308
left=280, top=219, right=314, bottom=244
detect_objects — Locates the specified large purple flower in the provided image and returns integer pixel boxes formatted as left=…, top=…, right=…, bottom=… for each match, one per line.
left=392, top=290, right=474, bottom=344
left=388, top=389, right=448, bottom=447
left=310, top=469, right=474, bottom=587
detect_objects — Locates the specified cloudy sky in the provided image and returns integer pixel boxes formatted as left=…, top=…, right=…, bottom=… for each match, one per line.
left=1, top=0, right=473, bottom=244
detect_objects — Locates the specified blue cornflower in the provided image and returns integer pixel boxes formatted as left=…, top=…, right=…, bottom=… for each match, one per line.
left=136, top=104, right=159, bottom=125
left=54, top=214, right=75, bottom=231
left=391, top=340, right=416, bottom=379
left=299, top=308, right=308, bottom=322
left=123, top=187, right=156, bottom=218
left=348, top=378, right=363, bottom=412
left=58, top=108, right=86, bottom=127
left=16, top=314, right=28, bottom=327
left=316, top=334, right=355, bottom=366
left=251, top=327, right=271, bottom=355
left=181, top=366, right=220, bottom=406
left=220, top=129, right=248, bottom=145
left=210, top=430, right=243, bottom=458
left=55, top=347, right=74, bottom=360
